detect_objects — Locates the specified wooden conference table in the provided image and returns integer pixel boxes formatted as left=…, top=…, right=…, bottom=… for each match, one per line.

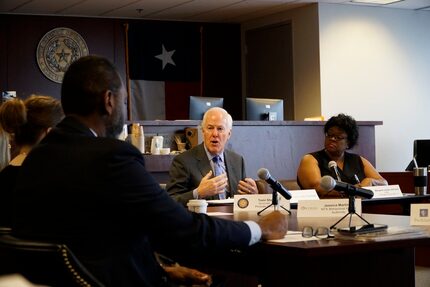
left=285, top=194, right=430, bottom=216
left=189, top=205, right=430, bottom=287
left=361, top=193, right=430, bottom=215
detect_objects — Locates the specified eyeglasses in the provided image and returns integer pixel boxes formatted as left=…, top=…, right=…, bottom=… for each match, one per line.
left=325, top=133, right=346, bottom=142
left=302, top=226, right=333, bottom=239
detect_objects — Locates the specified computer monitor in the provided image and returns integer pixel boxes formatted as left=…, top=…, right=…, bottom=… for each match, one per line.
left=189, top=96, right=224, bottom=120
left=246, top=97, right=284, bottom=121
left=405, top=139, right=430, bottom=171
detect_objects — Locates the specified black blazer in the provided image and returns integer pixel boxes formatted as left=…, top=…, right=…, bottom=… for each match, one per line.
left=166, top=143, right=247, bottom=206
left=12, top=116, right=251, bottom=287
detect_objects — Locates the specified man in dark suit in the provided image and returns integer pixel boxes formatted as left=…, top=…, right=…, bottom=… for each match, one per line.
left=167, top=107, right=258, bottom=206
left=12, top=55, right=287, bottom=287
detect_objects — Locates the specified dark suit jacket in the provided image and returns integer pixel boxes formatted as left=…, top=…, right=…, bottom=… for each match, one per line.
left=0, top=165, right=19, bottom=227
left=12, top=117, right=251, bottom=287
left=166, top=143, right=247, bottom=206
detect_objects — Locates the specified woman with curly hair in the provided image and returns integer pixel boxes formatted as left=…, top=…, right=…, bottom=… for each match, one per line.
left=297, top=113, right=386, bottom=198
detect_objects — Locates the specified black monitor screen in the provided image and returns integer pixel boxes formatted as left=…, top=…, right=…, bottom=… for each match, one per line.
left=415, top=139, right=430, bottom=167
left=405, top=139, right=430, bottom=171
left=189, top=96, right=224, bottom=120
left=246, top=97, right=284, bottom=121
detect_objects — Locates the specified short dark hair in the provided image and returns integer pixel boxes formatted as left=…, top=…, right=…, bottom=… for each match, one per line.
left=61, top=55, right=122, bottom=116
left=324, top=113, right=359, bottom=149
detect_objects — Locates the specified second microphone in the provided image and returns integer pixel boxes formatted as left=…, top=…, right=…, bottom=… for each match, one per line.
left=257, top=168, right=292, bottom=199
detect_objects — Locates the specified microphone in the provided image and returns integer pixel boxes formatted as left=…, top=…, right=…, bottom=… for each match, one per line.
left=328, top=161, right=342, bottom=181
left=320, top=175, right=374, bottom=199
left=257, top=168, right=292, bottom=200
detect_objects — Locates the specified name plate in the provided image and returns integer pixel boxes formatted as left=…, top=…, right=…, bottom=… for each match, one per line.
left=289, top=189, right=320, bottom=204
left=297, top=199, right=362, bottom=217
left=410, top=204, right=430, bottom=225
left=233, top=194, right=290, bottom=212
left=362, top=185, right=403, bottom=198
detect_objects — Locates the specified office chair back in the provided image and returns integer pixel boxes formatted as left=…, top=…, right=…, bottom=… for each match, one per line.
left=0, top=226, right=11, bottom=235
left=256, top=179, right=300, bottom=194
left=0, top=234, right=105, bottom=287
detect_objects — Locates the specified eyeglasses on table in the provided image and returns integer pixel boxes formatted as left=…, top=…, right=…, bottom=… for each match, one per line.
left=302, top=226, right=334, bottom=239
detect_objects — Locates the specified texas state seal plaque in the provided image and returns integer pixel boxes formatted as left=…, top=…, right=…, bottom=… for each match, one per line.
left=37, top=27, right=89, bottom=83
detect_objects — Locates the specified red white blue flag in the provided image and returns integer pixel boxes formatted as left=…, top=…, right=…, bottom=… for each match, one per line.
left=128, top=21, right=202, bottom=120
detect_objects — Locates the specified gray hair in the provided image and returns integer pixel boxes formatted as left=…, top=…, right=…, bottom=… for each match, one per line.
left=201, top=107, right=233, bottom=130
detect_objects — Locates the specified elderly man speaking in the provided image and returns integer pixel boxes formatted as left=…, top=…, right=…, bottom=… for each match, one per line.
left=167, top=107, right=258, bottom=206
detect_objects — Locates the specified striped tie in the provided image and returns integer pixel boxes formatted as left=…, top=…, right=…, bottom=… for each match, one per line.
left=212, top=156, right=226, bottom=199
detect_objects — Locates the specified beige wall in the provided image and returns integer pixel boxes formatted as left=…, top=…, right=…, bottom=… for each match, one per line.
left=243, top=3, right=430, bottom=172
left=319, top=3, right=430, bottom=171
left=242, top=4, right=321, bottom=121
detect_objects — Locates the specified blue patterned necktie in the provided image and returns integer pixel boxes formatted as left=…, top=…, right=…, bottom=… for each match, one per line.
left=212, top=156, right=226, bottom=199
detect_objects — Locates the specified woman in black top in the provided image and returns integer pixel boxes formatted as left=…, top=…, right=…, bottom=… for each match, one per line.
left=297, top=113, right=387, bottom=198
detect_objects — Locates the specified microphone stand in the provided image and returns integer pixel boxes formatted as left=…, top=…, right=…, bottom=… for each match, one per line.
left=328, top=183, right=387, bottom=233
left=330, top=194, right=371, bottom=230
left=257, top=189, right=291, bottom=216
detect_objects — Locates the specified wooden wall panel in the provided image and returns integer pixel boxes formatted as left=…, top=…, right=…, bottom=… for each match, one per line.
left=0, top=15, right=241, bottom=119
left=0, top=15, right=124, bottom=100
left=138, top=120, right=381, bottom=181
left=202, top=23, right=242, bottom=120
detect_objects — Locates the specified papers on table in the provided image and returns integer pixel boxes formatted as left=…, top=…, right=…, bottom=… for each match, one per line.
left=289, top=189, right=319, bottom=203
left=207, top=212, right=233, bottom=216
left=269, top=231, right=323, bottom=243
left=334, top=226, right=427, bottom=242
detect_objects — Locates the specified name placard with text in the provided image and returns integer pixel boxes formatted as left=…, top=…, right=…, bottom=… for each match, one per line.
left=410, top=204, right=430, bottom=225
left=362, top=185, right=403, bottom=198
left=233, top=194, right=290, bottom=213
left=297, top=199, right=362, bottom=217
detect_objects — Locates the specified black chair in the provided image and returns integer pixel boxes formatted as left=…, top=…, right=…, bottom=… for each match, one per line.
left=0, top=234, right=105, bottom=287
left=0, top=226, right=11, bottom=235
left=256, top=179, right=300, bottom=194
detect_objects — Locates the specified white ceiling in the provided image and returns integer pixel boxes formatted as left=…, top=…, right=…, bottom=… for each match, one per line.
left=1, top=0, right=430, bottom=22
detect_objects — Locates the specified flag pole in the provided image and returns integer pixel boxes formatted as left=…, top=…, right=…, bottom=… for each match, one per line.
left=124, top=23, right=132, bottom=121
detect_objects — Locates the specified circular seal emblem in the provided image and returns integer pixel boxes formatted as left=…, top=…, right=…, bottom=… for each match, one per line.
left=37, top=27, right=89, bottom=83
left=237, top=198, right=249, bottom=209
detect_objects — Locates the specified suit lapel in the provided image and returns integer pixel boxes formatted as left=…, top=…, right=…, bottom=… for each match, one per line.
left=224, top=150, right=238, bottom=194
left=195, top=144, right=212, bottom=177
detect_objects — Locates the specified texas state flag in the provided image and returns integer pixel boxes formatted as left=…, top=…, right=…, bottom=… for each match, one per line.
left=128, top=21, right=202, bottom=120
